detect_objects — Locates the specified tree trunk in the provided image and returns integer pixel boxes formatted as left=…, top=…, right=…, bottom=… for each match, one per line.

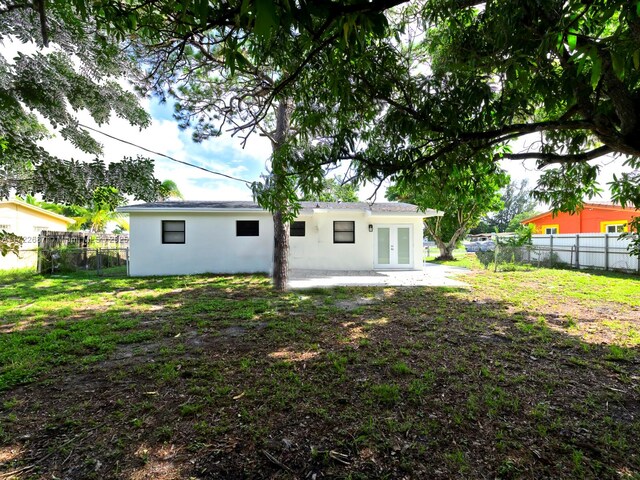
left=272, top=210, right=289, bottom=291
left=435, top=238, right=455, bottom=260
left=270, top=98, right=292, bottom=291
left=429, top=223, right=467, bottom=261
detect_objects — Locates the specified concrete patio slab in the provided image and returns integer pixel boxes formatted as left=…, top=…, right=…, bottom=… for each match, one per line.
left=288, top=263, right=470, bottom=289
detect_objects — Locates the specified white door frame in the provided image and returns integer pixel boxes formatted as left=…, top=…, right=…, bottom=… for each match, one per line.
left=374, top=224, right=413, bottom=269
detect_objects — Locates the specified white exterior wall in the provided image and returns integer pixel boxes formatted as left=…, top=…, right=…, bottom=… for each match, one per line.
left=128, top=209, right=426, bottom=276
left=289, top=211, right=424, bottom=270
left=128, top=212, right=274, bottom=276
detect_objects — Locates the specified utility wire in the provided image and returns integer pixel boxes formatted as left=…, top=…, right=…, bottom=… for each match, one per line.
left=78, top=123, right=253, bottom=185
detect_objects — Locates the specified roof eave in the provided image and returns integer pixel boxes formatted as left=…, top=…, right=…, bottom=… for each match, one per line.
left=2, top=199, right=75, bottom=225
left=117, top=207, right=269, bottom=214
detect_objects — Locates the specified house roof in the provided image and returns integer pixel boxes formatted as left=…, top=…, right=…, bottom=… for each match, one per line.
left=520, top=202, right=637, bottom=224
left=0, top=199, right=75, bottom=225
left=118, top=201, right=441, bottom=217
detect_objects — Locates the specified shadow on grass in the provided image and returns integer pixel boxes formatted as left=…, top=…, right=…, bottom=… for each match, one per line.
left=0, top=272, right=638, bottom=479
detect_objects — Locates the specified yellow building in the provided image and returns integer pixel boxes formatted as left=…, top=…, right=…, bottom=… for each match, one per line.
left=0, top=199, right=74, bottom=270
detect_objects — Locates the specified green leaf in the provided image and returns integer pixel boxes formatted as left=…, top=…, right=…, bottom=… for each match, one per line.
left=591, top=57, right=602, bottom=89
left=567, top=33, right=577, bottom=51
left=634, top=50, right=640, bottom=70
left=254, top=0, right=277, bottom=38
left=556, top=32, right=564, bottom=51
left=611, top=51, right=625, bottom=80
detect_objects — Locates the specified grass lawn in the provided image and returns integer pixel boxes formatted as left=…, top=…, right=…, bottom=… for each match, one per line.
left=0, top=265, right=638, bottom=479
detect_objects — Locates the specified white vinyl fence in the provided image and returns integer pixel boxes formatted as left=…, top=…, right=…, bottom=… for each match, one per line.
left=528, top=234, right=639, bottom=273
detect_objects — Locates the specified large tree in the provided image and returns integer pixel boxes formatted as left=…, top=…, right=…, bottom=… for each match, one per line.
left=6, top=1, right=640, bottom=207
left=387, top=152, right=509, bottom=260
left=262, top=0, right=639, bottom=224
left=90, top=0, right=392, bottom=289
left=366, top=0, right=639, bottom=212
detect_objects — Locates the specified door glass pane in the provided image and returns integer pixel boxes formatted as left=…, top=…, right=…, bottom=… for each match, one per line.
left=397, top=227, right=410, bottom=264
left=377, top=228, right=390, bottom=264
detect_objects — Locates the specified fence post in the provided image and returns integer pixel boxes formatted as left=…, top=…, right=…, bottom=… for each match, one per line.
left=126, top=248, right=130, bottom=277
left=97, top=248, right=102, bottom=276
left=575, top=234, right=580, bottom=269
left=550, top=235, right=554, bottom=260
left=570, top=245, right=574, bottom=268
left=604, top=234, right=609, bottom=271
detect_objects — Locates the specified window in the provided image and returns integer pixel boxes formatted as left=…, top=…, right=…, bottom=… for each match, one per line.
left=334, top=221, right=355, bottom=244
left=606, top=223, right=626, bottom=233
left=601, top=220, right=627, bottom=233
left=162, top=220, right=185, bottom=244
left=545, top=227, right=558, bottom=234
left=290, top=221, right=305, bottom=237
left=237, top=220, right=259, bottom=236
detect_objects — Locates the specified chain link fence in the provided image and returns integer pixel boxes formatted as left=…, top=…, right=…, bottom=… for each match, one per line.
left=37, top=247, right=129, bottom=277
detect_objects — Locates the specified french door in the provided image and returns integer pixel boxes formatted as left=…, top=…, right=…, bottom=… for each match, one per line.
left=374, top=225, right=412, bottom=268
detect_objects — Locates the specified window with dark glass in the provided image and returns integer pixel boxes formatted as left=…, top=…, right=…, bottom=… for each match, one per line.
left=290, top=221, right=305, bottom=237
left=162, top=220, right=185, bottom=244
left=236, top=220, right=259, bottom=236
left=333, top=221, right=355, bottom=244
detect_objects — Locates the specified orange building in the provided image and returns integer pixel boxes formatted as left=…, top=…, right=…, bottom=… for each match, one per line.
left=521, top=203, right=638, bottom=234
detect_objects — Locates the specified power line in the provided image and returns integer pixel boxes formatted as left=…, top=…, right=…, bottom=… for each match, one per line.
left=78, top=123, right=253, bottom=185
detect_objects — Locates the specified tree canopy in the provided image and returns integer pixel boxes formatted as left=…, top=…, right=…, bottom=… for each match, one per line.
left=304, top=0, right=639, bottom=215
left=0, top=1, right=163, bottom=204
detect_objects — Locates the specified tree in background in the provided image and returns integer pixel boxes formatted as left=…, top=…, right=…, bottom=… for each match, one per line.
left=157, top=180, right=184, bottom=201
left=473, top=180, right=539, bottom=233
left=1, top=0, right=388, bottom=289
left=300, top=177, right=359, bottom=203
left=387, top=153, right=509, bottom=260
left=27, top=187, right=129, bottom=233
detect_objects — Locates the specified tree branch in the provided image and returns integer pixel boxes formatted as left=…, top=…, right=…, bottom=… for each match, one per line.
left=499, top=145, right=613, bottom=166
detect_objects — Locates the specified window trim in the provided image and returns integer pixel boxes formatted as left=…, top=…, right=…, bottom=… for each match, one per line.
left=162, top=220, right=186, bottom=244
left=290, top=221, right=306, bottom=237
left=600, top=220, right=628, bottom=234
left=541, top=224, right=559, bottom=235
left=333, top=220, right=355, bottom=244
left=236, top=220, right=260, bottom=237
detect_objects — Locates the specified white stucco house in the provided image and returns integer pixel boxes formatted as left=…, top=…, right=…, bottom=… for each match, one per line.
left=118, top=201, right=441, bottom=276
left=0, top=198, right=75, bottom=269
